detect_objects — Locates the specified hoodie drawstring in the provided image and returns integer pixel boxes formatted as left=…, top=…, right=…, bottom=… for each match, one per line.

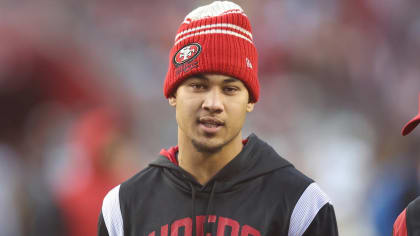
left=204, top=181, right=217, bottom=234
left=189, top=181, right=217, bottom=235
left=189, top=182, right=197, bottom=236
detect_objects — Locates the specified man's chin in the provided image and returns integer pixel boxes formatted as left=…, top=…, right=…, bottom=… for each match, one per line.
left=191, top=138, right=224, bottom=154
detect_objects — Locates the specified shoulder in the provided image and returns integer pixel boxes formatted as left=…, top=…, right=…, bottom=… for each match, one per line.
left=121, top=165, right=157, bottom=189
left=288, top=181, right=333, bottom=236
left=269, top=165, right=331, bottom=210
left=265, top=164, right=315, bottom=202
left=407, top=196, right=420, bottom=215
left=101, top=165, right=158, bottom=213
left=272, top=165, right=313, bottom=185
left=99, top=165, right=159, bottom=235
left=101, top=184, right=123, bottom=236
left=116, top=165, right=163, bottom=204
left=268, top=166, right=335, bottom=235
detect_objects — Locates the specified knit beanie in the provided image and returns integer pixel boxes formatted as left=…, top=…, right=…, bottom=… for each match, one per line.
left=164, top=1, right=259, bottom=102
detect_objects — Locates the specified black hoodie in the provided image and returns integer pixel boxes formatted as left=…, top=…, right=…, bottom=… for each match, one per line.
left=98, top=134, right=338, bottom=236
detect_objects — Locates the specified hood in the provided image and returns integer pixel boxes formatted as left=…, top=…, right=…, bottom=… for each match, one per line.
left=150, top=133, right=292, bottom=193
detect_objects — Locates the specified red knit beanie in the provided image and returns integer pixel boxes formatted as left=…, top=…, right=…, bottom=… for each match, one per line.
left=164, top=1, right=259, bottom=102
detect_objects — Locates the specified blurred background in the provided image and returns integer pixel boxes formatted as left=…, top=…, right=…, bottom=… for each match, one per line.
left=0, top=0, right=419, bottom=235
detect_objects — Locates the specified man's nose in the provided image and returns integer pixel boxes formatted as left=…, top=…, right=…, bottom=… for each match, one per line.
left=202, top=88, right=224, bottom=113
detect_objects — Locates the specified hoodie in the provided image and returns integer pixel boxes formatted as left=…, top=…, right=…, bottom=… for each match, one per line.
left=98, top=134, right=338, bottom=236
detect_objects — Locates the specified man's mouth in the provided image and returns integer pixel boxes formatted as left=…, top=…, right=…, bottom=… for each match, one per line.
left=198, top=117, right=224, bottom=128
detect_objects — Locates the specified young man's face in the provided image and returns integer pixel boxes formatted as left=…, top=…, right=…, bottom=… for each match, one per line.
left=169, top=74, right=254, bottom=153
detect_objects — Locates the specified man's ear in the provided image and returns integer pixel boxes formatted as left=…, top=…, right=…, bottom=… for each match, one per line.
left=246, top=102, right=255, bottom=112
left=168, top=96, right=177, bottom=107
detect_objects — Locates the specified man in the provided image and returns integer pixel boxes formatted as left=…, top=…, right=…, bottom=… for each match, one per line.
left=98, top=1, right=338, bottom=235
left=393, top=93, right=420, bottom=236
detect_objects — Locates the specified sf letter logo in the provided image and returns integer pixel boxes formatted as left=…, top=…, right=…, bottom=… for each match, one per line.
left=179, top=46, right=195, bottom=61
left=173, top=43, right=202, bottom=66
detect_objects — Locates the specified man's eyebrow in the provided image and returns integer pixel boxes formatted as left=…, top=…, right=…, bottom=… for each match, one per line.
left=223, top=78, right=240, bottom=83
left=189, top=74, right=239, bottom=83
left=191, top=74, right=209, bottom=81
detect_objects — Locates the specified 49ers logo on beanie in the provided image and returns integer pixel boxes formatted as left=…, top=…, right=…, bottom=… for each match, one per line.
left=173, top=43, right=202, bottom=66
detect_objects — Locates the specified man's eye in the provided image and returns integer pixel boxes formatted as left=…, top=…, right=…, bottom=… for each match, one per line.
left=190, top=83, right=206, bottom=89
left=224, top=87, right=239, bottom=93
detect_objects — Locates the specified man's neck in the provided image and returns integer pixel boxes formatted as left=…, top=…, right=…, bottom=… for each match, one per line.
left=177, top=132, right=244, bottom=185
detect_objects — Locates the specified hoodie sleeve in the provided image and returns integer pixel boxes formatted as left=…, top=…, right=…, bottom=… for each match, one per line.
left=288, top=182, right=338, bottom=236
left=302, top=203, right=338, bottom=236
left=98, top=211, right=110, bottom=236
left=98, top=185, right=124, bottom=236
